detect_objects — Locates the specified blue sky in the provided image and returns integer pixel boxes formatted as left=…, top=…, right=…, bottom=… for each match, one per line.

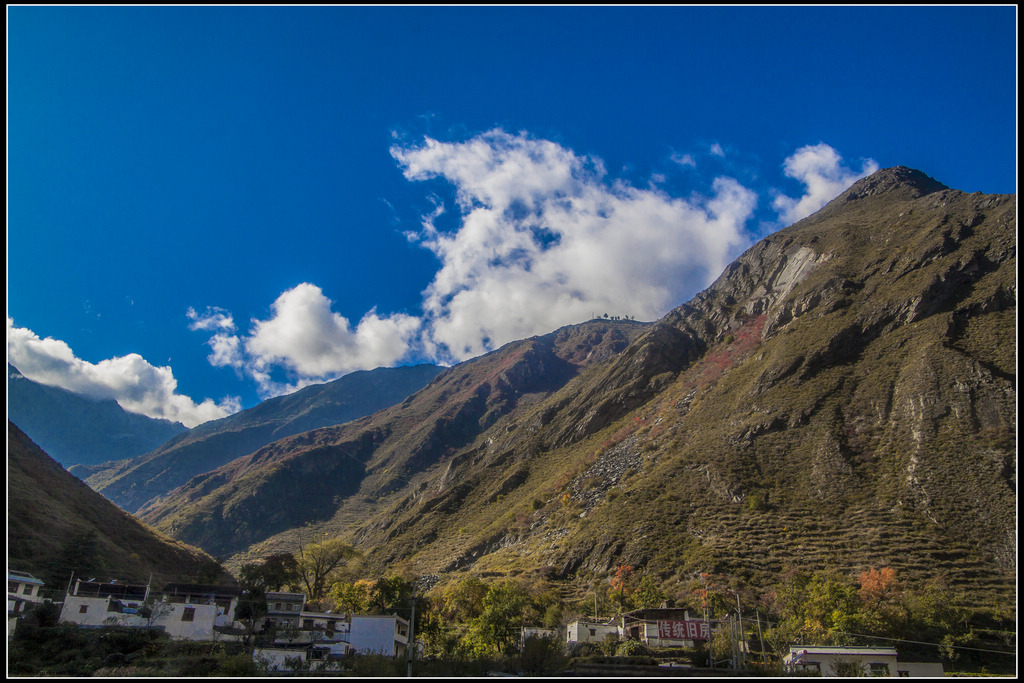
left=7, top=6, right=1017, bottom=427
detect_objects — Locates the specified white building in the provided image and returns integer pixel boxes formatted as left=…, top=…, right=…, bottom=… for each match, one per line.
left=521, top=626, right=559, bottom=649
left=58, top=579, right=242, bottom=641
left=784, top=645, right=944, bottom=677
left=566, top=618, right=619, bottom=645
left=258, top=591, right=408, bottom=659
left=348, top=614, right=410, bottom=657
left=264, top=591, right=306, bottom=631
left=253, top=642, right=349, bottom=672
left=8, top=570, right=46, bottom=616
left=619, top=607, right=721, bottom=648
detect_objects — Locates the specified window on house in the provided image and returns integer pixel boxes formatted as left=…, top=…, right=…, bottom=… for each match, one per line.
left=869, top=663, right=890, bottom=676
left=589, top=628, right=596, bottom=637
left=79, top=605, right=88, bottom=614
left=303, top=619, right=314, bottom=629
left=182, top=607, right=196, bottom=622
left=23, top=584, right=35, bottom=595
left=8, top=582, right=18, bottom=593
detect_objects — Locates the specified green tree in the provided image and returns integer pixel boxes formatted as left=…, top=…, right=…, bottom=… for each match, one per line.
left=634, top=575, right=667, bottom=609
left=474, top=580, right=529, bottom=656
left=195, top=557, right=227, bottom=584
left=520, top=634, right=568, bottom=676
left=295, top=536, right=359, bottom=603
left=240, top=553, right=299, bottom=593
left=367, top=575, right=413, bottom=614
left=441, top=576, right=489, bottom=622
left=326, top=579, right=372, bottom=614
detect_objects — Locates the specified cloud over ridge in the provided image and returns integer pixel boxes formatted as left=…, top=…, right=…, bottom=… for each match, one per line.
left=7, top=318, right=239, bottom=428
left=12, top=132, right=876, bottom=421
left=772, top=143, right=879, bottom=224
left=391, top=129, right=758, bottom=362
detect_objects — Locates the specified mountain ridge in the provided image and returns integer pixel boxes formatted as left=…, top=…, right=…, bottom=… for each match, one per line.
left=7, top=421, right=223, bottom=588
left=138, top=166, right=1015, bottom=606
left=77, top=363, right=445, bottom=513
left=7, top=364, right=188, bottom=468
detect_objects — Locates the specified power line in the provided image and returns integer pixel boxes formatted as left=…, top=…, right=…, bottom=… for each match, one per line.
left=827, top=630, right=1016, bottom=656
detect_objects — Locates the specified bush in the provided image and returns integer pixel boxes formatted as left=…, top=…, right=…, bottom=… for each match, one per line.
left=615, top=639, right=650, bottom=657
left=520, top=635, right=569, bottom=675
left=216, top=652, right=260, bottom=676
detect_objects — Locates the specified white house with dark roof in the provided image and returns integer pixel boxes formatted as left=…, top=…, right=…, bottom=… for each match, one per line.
left=8, top=570, right=46, bottom=616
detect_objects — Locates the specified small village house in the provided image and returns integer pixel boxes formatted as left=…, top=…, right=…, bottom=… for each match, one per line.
left=258, top=592, right=409, bottom=659
left=566, top=618, right=619, bottom=645
left=9, top=570, right=48, bottom=638
left=59, top=579, right=242, bottom=641
left=619, top=606, right=721, bottom=648
left=8, top=570, right=46, bottom=616
left=348, top=614, right=410, bottom=657
left=784, top=645, right=944, bottom=677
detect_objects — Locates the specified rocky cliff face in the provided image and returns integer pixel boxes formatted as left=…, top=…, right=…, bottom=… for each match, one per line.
left=140, top=167, right=1015, bottom=605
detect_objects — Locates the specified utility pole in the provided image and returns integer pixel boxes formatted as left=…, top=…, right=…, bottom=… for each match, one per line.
left=406, top=592, right=417, bottom=678
left=703, top=574, right=712, bottom=669
left=756, top=610, right=766, bottom=670
left=735, top=592, right=745, bottom=670
left=730, top=613, right=737, bottom=670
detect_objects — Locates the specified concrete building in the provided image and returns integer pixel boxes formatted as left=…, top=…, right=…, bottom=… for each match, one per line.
left=59, top=579, right=242, bottom=641
left=784, top=645, right=944, bottom=677
left=264, top=591, right=305, bottom=631
left=8, top=570, right=46, bottom=616
left=253, top=642, right=349, bottom=672
left=566, top=618, right=619, bottom=645
left=59, top=579, right=150, bottom=628
left=619, top=607, right=720, bottom=648
left=348, top=614, right=410, bottom=657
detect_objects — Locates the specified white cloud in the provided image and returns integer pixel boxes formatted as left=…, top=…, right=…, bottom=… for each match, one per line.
left=192, top=284, right=422, bottom=399
left=391, top=129, right=757, bottom=362
left=246, top=283, right=420, bottom=378
left=671, top=152, right=696, bottom=168
left=772, top=143, right=879, bottom=225
left=709, top=142, right=725, bottom=158
left=187, top=134, right=875, bottom=398
left=186, top=306, right=236, bottom=332
left=7, top=318, right=239, bottom=428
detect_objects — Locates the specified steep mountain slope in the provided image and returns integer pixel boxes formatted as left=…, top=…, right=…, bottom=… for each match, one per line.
left=7, top=364, right=187, bottom=467
left=77, top=363, right=444, bottom=512
left=143, top=167, right=1015, bottom=607
left=139, top=320, right=649, bottom=557
left=7, top=422, right=222, bottom=589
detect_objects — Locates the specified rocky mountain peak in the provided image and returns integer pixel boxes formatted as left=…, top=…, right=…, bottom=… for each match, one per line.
left=839, top=165, right=950, bottom=203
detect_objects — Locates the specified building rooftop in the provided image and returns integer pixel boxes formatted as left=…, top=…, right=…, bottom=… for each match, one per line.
left=8, top=570, right=45, bottom=586
left=789, top=646, right=899, bottom=657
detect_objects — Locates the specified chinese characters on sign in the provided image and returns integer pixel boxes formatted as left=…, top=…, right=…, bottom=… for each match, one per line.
left=657, top=619, right=711, bottom=641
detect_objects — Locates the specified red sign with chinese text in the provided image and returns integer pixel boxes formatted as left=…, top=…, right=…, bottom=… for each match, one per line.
left=657, top=619, right=711, bottom=641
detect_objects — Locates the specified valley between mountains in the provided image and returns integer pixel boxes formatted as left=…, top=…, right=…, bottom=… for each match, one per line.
left=83, top=167, right=1017, bottom=608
